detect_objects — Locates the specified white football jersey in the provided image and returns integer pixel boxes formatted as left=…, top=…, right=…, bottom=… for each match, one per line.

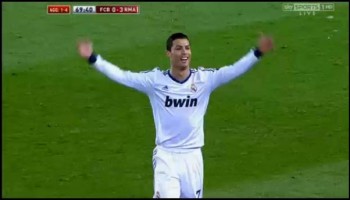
left=92, top=49, right=259, bottom=151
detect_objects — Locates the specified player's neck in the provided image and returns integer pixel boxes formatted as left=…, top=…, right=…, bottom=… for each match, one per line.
left=170, top=67, right=190, bottom=82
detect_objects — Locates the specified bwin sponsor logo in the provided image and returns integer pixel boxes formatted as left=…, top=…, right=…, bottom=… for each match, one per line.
left=165, top=96, right=198, bottom=107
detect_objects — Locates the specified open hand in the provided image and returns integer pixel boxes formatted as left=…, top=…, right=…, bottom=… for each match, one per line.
left=77, top=39, right=93, bottom=59
left=258, top=33, right=274, bottom=54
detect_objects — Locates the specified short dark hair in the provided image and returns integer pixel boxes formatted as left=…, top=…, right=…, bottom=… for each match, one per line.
left=166, top=32, right=190, bottom=51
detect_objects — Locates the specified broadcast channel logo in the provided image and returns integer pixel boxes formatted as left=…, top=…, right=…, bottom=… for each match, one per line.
left=282, top=3, right=335, bottom=13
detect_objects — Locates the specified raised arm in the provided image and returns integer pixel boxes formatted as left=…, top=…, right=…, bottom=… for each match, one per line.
left=77, top=39, right=154, bottom=94
left=209, top=34, right=274, bottom=91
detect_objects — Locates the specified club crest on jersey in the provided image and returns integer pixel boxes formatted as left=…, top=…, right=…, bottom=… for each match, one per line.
left=191, top=83, right=197, bottom=92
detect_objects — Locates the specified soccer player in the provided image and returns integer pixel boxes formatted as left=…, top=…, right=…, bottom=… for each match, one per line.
left=77, top=33, right=274, bottom=198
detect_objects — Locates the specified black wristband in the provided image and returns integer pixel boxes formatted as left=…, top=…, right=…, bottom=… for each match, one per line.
left=88, top=53, right=97, bottom=64
left=253, top=47, right=263, bottom=58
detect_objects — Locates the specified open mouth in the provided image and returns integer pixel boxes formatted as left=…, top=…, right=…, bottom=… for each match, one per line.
left=180, top=57, right=188, bottom=63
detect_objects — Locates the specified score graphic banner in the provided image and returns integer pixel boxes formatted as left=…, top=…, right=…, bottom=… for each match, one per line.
left=72, top=5, right=139, bottom=14
left=47, top=5, right=140, bottom=14
left=47, top=5, right=71, bottom=14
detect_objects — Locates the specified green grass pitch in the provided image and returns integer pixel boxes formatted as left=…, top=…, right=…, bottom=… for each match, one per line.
left=2, top=2, right=349, bottom=198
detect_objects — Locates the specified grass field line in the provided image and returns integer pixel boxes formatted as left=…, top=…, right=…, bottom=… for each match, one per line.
left=205, top=160, right=349, bottom=198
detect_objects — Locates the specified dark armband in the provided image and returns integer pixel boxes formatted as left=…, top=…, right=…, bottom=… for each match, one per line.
left=253, top=47, right=263, bottom=58
left=88, top=53, right=97, bottom=64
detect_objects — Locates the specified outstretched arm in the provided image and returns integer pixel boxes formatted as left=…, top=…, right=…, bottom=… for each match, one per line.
left=77, top=39, right=153, bottom=94
left=209, top=34, right=274, bottom=91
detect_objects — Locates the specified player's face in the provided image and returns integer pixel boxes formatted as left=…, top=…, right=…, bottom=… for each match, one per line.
left=167, top=39, right=191, bottom=69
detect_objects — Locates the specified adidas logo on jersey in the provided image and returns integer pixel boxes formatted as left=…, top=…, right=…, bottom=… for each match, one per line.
left=162, top=85, right=168, bottom=90
left=165, top=96, right=198, bottom=107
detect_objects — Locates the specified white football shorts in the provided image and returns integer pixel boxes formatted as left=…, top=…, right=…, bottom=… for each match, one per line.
left=152, top=146, right=203, bottom=198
